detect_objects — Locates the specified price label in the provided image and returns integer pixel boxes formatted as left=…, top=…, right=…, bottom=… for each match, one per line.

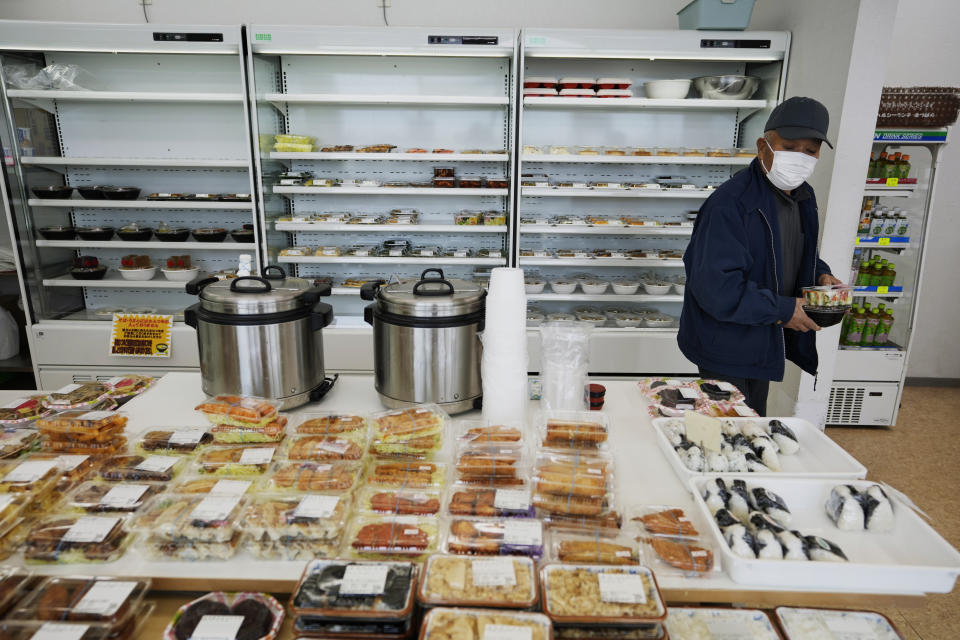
left=824, top=613, right=879, bottom=639
left=31, top=623, right=90, bottom=640
left=135, top=455, right=178, bottom=473
left=3, top=460, right=57, bottom=483
left=169, top=429, right=206, bottom=445
left=716, top=381, right=738, bottom=392
left=55, top=455, right=89, bottom=471
left=239, top=447, right=275, bottom=465
left=472, top=558, right=516, bottom=587
left=678, top=387, right=699, bottom=399
left=189, top=615, right=244, bottom=640
left=294, top=494, right=340, bottom=519
left=855, top=237, right=861, bottom=244
left=190, top=496, right=240, bottom=521
left=494, top=489, right=531, bottom=511
left=885, top=177, right=899, bottom=186
left=73, top=581, right=137, bottom=616
left=878, top=237, right=890, bottom=245
left=101, top=484, right=148, bottom=508
left=210, top=480, right=251, bottom=496
left=110, top=313, right=173, bottom=358
left=78, top=411, right=114, bottom=421
left=597, top=572, right=648, bottom=604
left=62, top=516, right=120, bottom=543
left=877, top=286, right=889, bottom=294
left=482, top=625, right=532, bottom=640
left=734, top=405, right=755, bottom=417
left=664, top=379, right=682, bottom=387
left=340, top=564, right=389, bottom=595
left=684, top=411, right=722, bottom=452
left=502, top=520, right=542, bottom=546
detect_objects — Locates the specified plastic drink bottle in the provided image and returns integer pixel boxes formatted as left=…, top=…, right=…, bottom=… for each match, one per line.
left=845, top=308, right=867, bottom=345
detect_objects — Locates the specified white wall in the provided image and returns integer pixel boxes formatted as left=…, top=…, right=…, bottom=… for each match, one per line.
left=883, top=0, right=960, bottom=380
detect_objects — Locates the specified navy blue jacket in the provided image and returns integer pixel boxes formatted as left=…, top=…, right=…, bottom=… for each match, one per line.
left=678, top=159, right=832, bottom=381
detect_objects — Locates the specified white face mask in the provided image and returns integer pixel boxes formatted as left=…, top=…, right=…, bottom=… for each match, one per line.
left=762, top=138, right=818, bottom=190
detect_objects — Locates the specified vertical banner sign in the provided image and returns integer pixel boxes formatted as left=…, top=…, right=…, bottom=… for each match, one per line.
left=110, top=314, right=173, bottom=357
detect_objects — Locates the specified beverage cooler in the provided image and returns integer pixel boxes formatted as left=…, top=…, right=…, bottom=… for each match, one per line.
left=0, top=21, right=261, bottom=388
left=516, top=29, right=789, bottom=373
left=829, top=127, right=950, bottom=425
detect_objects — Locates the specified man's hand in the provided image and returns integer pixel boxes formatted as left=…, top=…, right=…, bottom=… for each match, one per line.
left=783, top=298, right=821, bottom=332
left=818, top=273, right=843, bottom=286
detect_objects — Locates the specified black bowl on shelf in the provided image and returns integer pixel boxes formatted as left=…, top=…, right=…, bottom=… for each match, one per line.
left=76, top=185, right=108, bottom=200
left=31, top=185, right=74, bottom=199
left=117, top=226, right=154, bottom=242
left=38, top=226, right=76, bottom=241
left=70, top=265, right=108, bottom=280
left=76, top=226, right=115, bottom=241
left=155, top=227, right=191, bottom=242
left=803, top=305, right=851, bottom=328
left=102, top=186, right=141, bottom=200
left=229, top=228, right=255, bottom=243
left=192, top=228, right=228, bottom=243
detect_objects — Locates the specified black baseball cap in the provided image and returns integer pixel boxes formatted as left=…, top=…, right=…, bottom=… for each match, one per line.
left=764, top=96, right=833, bottom=148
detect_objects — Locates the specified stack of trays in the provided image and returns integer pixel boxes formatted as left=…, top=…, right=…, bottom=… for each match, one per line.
left=35, top=410, right=128, bottom=456
left=194, top=395, right=286, bottom=444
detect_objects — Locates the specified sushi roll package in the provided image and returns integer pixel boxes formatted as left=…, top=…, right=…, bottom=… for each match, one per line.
left=825, top=483, right=895, bottom=532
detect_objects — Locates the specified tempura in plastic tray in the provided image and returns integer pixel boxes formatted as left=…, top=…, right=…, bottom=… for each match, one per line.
left=538, top=411, right=610, bottom=450
left=447, top=483, right=536, bottom=519
left=294, top=412, right=368, bottom=436
left=420, top=554, right=538, bottom=609
left=0, top=396, right=51, bottom=425
left=284, top=432, right=365, bottom=462
left=260, top=460, right=362, bottom=493
left=548, top=528, right=639, bottom=564
left=365, top=460, right=447, bottom=489
left=209, top=416, right=288, bottom=444
left=194, top=445, right=278, bottom=475
left=23, top=514, right=135, bottom=564
left=357, top=486, right=442, bottom=516
left=136, top=428, right=214, bottom=454
left=104, top=375, right=155, bottom=401
left=370, top=405, right=446, bottom=457
left=242, top=494, right=348, bottom=560
left=345, top=515, right=439, bottom=559
left=98, top=454, right=185, bottom=483
left=136, top=494, right=246, bottom=543
left=194, top=394, right=279, bottom=428
left=420, top=607, right=551, bottom=640
left=36, top=410, right=127, bottom=436
left=541, top=563, right=666, bottom=625
left=444, top=517, right=544, bottom=558
left=42, top=383, right=110, bottom=411
left=455, top=442, right=527, bottom=486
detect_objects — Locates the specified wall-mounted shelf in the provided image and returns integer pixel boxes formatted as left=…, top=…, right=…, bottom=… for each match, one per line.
left=521, top=187, right=713, bottom=199
left=21, top=156, right=249, bottom=170
left=277, top=255, right=505, bottom=265
left=264, top=93, right=508, bottom=109
left=275, top=222, right=507, bottom=233
left=527, top=293, right=682, bottom=302
left=36, top=240, right=253, bottom=251
left=522, top=97, right=769, bottom=116
left=521, top=153, right=753, bottom=165
left=273, top=186, right=508, bottom=197
left=520, top=224, right=692, bottom=236
left=27, top=199, right=252, bottom=210
left=520, top=257, right=684, bottom=267
left=43, top=274, right=190, bottom=289
left=269, top=152, right=508, bottom=162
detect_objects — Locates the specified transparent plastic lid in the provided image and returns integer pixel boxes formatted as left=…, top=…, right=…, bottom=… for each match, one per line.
left=448, top=483, right=537, bottom=519
left=346, top=515, right=439, bottom=559
left=171, top=475, right=255, bottom=496
left=0, top=621, right=111, bottom=640
left=420, top=607, right=551, bottom=640
left=36, top=411, right=127, bottom=435
left=365, top=461, right=447, bottom=489
left=66, top=480, right=163, bottom=513
left=420, top=554, right=538, bottom=609
left=98, top=455, right=185, bottom=483
left=548, top=528, right=639, bottom=565
left=541, top=563, right=666, bottom=624
left=455, top=443, right=528, bottom=486
left=209, top=415, right=288, bottom=444
left=195, top=445, right=277, bottom=475
left=284, top=433, right=365, bottom=462
left=444, top=518, right=544, bottom=559
left=136, top=429, right=213, bottom=454
left=24, top=514, right=134, bottom=564
left=241, top=494, right=347, bottom=560
left=294, top=412, right=368, bottom=436
left=260, top=460, right=362, bottom=494
left=539, top=411, right=610, bottom=451
left=194, top=395, right=279, bottom=427
left=289, top=559, right=418, bottom=619
left=10, top=576, right=150, bottom=625
left=357, top=486, right=442, bottom=517
left=136, top=495, right=246, bottom=542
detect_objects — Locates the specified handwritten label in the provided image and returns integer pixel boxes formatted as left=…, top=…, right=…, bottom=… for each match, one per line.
left=472, top=558, right=516, bottom=587
left=340, top=564, right=389, bottom=595
left=502, top=520, right=542, bottom=546
left=239, top=447, right=275, bottom=465
left=62, top=516, right=120, bottom=543
left=482, top=625, right=532, bottom=640
left=684, top=411, right=722, bottom=452
left=190, top=496, right=240, bottom=521
left=494, top=489, right=531, bottom=511
left=31, top=623, right=90, bottom=640
left=294, top=494, right=340, bottom=519
left=101, top=484, right=149, bottom=508
left=597, top=572, right=648, bottom=604
left=190, top=615, right=244, bottom=640
left=135, top=456, right=178, bottom=473
left=73, top=581, right=137, bottom=616
left=210, top=480, right=251, bottom=496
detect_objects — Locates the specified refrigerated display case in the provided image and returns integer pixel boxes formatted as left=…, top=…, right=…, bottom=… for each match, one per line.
left=0, top=21, right=261, bottom=386
left=245, top=25, right=517, bottom=348
left=517, top=29, right=789, bottom=373
left=828, top=127, right=950, bottom=425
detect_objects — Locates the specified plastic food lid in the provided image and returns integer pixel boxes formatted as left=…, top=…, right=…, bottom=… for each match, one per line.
left=9, top=576, right=150, bottom=625
left=668, top=608, right=780, bottom=639
left=358, top=486, right=442, bottom=516
left=419, top=554, right=538, bottom=608
left=347, top=515, right=439, bottom=557
left=597, top=89, right=634, bottom=97
left=261, top=460, right=362, bottom=493
left=420, top=607, right=552, bottom=640
left=598, top=77, right=632, bottom=85
left=289, top=559, right=418, bottom=620
left=559, top=88, right=597, bottom=96
left=541, top=563, right=667, bottom=624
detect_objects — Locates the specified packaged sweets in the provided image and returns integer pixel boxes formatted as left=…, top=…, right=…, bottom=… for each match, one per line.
left=196, top=445, right=277, bottom=475
left=448, top=484, right=536, bottom=519
left=242, top=494, right=347, bottom=560
left=98, top=455, right=184, bottom=483
left=164, top=591, right=284, bottom=640
left=194, top=395, right=279, bottom=428
left=24, top=514, right=134, bottom=563
left=357, top=486, right=442, bottom=516
left=10, top=576, right=150, bottom=625
left=366, top=460, right=447, bottom=489
left=136, top=428, right=214, bottom=454
left=260, top=460, right=362, bottom=493
left=0, top=396, right=51, bottom=425
left=346, top=515, right=438, bottom=559
left=421, top=607, right=551, bottom=640
left=541, top=564, right=666, bottom=625
left=284, top=433, right=364, bottom=461
left=420, top=554, right=538, bottom=609
left=66, top=480, right=163, bottom=513
left=444, top=518, right=544, bottom=558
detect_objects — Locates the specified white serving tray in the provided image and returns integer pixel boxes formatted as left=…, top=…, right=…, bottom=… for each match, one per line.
left=652, top=417, right=867, bottom=483
left=689, top=475, right=960, bottom=593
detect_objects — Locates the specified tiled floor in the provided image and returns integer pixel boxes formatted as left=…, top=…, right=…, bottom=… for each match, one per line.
left=828, top=385, right=960, bottom=640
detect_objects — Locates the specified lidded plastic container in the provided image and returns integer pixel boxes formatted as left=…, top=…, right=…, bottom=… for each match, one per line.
left=541, top=563, right=667, bottom=625
left=419, top=554, right=539, bottom=608
left=10, top=576, right=150, bottom=626
left=242, top=493, right=348, bottom=559
left=260, top=460, right=362, bottom=493
left=420, top=607, right=552, bottom=640
left=23, top=514, right=135, bottom=564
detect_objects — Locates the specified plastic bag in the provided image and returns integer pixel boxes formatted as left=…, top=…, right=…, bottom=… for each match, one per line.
left=4, top=64, right=95, bottom=91
left=3, top=64, right=46, bottom=89
left=539, top=321, right=591, bottom=411
left=0, top=307, right=18, bottom=360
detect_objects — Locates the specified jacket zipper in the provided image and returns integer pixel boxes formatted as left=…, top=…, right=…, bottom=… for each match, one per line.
left=757, top=208, right=786, bottom=362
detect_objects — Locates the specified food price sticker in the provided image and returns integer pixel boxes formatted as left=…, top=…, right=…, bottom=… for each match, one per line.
left=191, top=496, right=241, bottom=521
left=135, top=455, right=178, bottom=473
left=472, top=558, right=517, bottom=587
left=482, top=624, right=532, bottom=640
left=55, top=455, right=89, bottom=471
left=502, top=520, right=542, bottom=546
left=494, top=488, right=531, bottom=511
left=3, top=460, right=57, bottom=483
left=62, top=516, right=120, bottom=543
left=73, top=581, right=138, bottom=616
left=110, top=313, right=173, bottom=358
left=189, top=614, right=245, bottom=640
left=31, top=623, right=91, bottom=640
left=239, top=447, right=275, bottom=465
left=598, top=572, right=648, bottom=604
left=340, top=564, right=389, bottom=595
left=294, top=494, right=340, bottom=519
left=169, top=429, right=207, bottom=446
left=210, top=480, right=251, bottom=497
left=101, top=484, right=149, bottom=508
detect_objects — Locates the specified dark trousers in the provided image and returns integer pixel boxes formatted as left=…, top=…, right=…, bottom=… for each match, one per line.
left=698, top=368, right=769, bottom=417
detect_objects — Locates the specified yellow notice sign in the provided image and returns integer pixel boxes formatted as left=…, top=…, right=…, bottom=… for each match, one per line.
left=110, top=314, right=173, bottom=358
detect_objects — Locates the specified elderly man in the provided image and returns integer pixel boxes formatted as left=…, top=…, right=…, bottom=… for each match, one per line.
left=678, top=96, right=843, bottom=415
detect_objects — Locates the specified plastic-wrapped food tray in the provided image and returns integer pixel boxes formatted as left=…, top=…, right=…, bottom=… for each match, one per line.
left=284, top=432, right=365, bottom=461
left=457, top=422, right=524, bottom=445
left=549, top=529, right=639, bottom=564
left=420, top=554, right=538, bottom=609
left=366, top=460, right=447, bottom=489
left=775, top=606, right=904, bottom=640
left=539, top=411, right=610, bottom=450
left=194, top=394, right=279, bottom=428
left=455, top=443, right=527, bottom=485
left=195, top=445, right=278, bottom=475
left=690, top=475, right=960, bottom=592
left=242, top=494, right=348, bottom=560
left=420, top=607, right=552, bottom=640
left=260, top=460, right=362, bottom=493
left=0, top=567, right=30, bottom=617
left=98, top=454, right=184, bottom=483
left=444, top=518, right=544, bottom=558
left=0, top=396, right=51, bottom=425
left=0, top=430, right=39, bottom=459
left=209, top=416, right=288, bottom=444
left=533, top=451, right=614, bottom=518
left=171, top=475, right=255, bottom=496
left=0, top=459, right=62, bottom=494
left=541, top=563, right=666, bottom=625
left=136, top=428, right=214, bottom=454
left=346, top=515, right=439, bottom=559
left=0, top=494, right=28, bottom=535
left=41, top=436, right=127, bottom=456
left=289, top=559, right=418, bottom=620
left=358, top=486, right=442, bottom=516
left=295, top=412, right=368, bottom=435
left=66, top=480, right=163, bottom=513
left=541, top=511, right=624, bottom=532
left=627, top=505, right=710, bottom=540
left=144, top=532, right=242, bottom=561
left=370, top=405, right=446, bottom=455
left=24, top=514, right=135, bottom=564
left=448, top=484, right=536, bottom=519
left=42, top=383, right=110, bottom=410
left=137, top=494, right=245, bottom=543
left=637, top=533, right=717, bottom=577
left=163, top=591, right=284, bottom=640
left=653, top=417, right=867, bottom=481
left=36, top=410, right=127, bottom=435
left=25, top=453, right=101, bottom=490
left=0, top=620, right=113, bottom=640
left=667, top=607, right=781, bottom=639
left=10, top=576, right=150, bottom=626
left=104, top=375, right=155, bottom=403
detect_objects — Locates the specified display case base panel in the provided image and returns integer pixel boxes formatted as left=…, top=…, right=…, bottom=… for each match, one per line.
left=827, top=382, right=900, bottom=426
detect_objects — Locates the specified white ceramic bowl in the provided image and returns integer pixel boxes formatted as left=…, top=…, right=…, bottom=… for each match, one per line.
left=577, top=314, right=607, bottom=327
left=547, top=312, right=576, bottom=322
left=646, top=315, right=675, bottom=327
left=643, top=282, right=673, bottom=295
left=526, top=313, right=545, bottom=327
left=612, top=280, right=640, bottom=295
left=549, top=280, right=578, bottom=295
left=161, top=267, right=200, bottom=282
left=615, top=317, right=643, bottom=328
left=118, top=266, right=157, bottom=281
left=581, top=280, right=609, bottom=295
left=673, top=282, right=686, bottom=295
left=643, top=79, right=692, bottom=100
left=525, top=279, right=546, bottom=294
